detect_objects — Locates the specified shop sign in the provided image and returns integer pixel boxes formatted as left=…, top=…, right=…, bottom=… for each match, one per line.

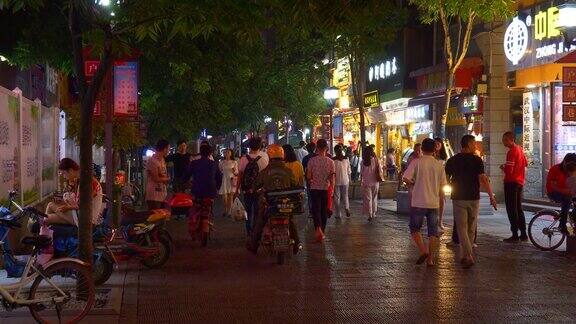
left=563, top=66, right=576, bottom=102
left=504, top=1, right=576, bottom=72
left=333, top=115, right=344, bottom=139
left=405, top=105, right=430, bottom=123
left=459, top=95, right=479, bottom=114
left=381, top=98, right=409, bottom=112
left=563, top=104, right=576, bottom=121
left=446, top=106, right=466, bottom=126
left=417, top=71, right=446, bottom=94
left=363, top=91, right=379, bottom=109
left=522, top=92, right=534, bottom=153
left=334, top=57, right=351, bottom=87
left=412, top=121, right=433, bottom=135
left=384, top=110, right=406, bottom=126
left=368, top=57, right=398, bottom=83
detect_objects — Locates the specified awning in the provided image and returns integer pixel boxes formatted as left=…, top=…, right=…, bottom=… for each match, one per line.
left=407, top=92, right=460, bottom=108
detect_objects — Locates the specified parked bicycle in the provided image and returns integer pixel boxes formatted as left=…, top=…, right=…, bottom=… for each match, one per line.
left=0, top=201, right=95, bottom=323
left=528, top=198, right=576, bottom=251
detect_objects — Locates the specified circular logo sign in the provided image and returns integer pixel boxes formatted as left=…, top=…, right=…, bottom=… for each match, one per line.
left=504, top=17, right=529, bottom=65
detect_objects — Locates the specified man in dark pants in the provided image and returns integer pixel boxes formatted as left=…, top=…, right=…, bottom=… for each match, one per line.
left=165, top=139, right=192, bottom=193
left=501, top=132, right=528, bottom=242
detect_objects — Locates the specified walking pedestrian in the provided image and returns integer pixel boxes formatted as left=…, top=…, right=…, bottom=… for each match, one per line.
left=445, top=135, right=497, bottom=268
left=283, top=144, right=305, bottom=187
left=385, top=148, right=397, bottom=180
left=295, top=141, right=308, bottom=163
left=165, top=139, right=192, bottom=193
left=545, top=153, right=576, bottom=234
left=219, top=149, right=238, bottom=217
left=403, top=138, right=447, bottom=266
left=407, top=143, right=422, bottom=167
left=501, top=131, right=528, bottom=242
left=333, top=145, right=351, bottom=218
left=434, top=138, right=448, bottom=231
left=350, top=149, right=360, bottom=182
left=306, top=139, right=335, bottom=242
left=302, top=142, right=317, bottom=172
left=361, top=145, right=382, bottom=221
left=146, top=139, right=171, bottom=210
left=236, top=137, right=269, bottom=236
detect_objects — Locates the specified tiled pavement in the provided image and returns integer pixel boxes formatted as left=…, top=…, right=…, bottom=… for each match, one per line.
left=124, top=200, right=576, bottom=323
left=3, top=199, right=576, bottom=323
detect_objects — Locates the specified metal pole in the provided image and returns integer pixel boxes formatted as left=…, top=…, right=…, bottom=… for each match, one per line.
left=329, top=109, right=334, bottom=155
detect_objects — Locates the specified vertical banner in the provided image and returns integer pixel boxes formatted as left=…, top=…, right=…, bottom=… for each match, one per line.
left=41, top=106, right=57, bottom=197
left=20, top=98, right=41, bottom=205
left=113, top=61, right=139, bottom=118
left=0, top=88, right=20, bottom=206
left=522, top=92, right=534, bottom=155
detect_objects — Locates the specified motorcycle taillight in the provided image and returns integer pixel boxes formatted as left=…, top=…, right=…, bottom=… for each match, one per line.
left=270, top=218, right=289, bottom=225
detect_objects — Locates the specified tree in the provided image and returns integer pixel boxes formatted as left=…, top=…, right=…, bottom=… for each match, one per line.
left=409, top=0, right=513, bottom=137
left=288, top=0, right=406, bottom=150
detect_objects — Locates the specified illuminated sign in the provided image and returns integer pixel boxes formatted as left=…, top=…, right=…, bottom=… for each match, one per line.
left=522, top=92, right=534, bottom=153
left=405, top=105, right=430, bottom=123
left=363, top=91, right=379, bottom=109
left=368, top=57, right=398, bottom=82
left=504, top=2, right=576, bottom=72
left=113, top=61, right=139, bottom=118
left=334, top=58, right=351, bottom=87
left=563, top=104, right=576, bottom=121
left=459, top=95, right=479, bottom=114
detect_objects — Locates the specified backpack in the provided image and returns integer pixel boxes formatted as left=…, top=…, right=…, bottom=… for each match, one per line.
left=241, top=155, right=261, bottom=192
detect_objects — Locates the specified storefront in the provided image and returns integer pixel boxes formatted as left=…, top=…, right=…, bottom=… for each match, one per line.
left=504, top=0, right=576, bottom=197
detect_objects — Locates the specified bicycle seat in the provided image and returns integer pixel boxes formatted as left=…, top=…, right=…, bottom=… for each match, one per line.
left=21, top=235, right=52, bottom=249
left=146, top=209, right=171, bottom=223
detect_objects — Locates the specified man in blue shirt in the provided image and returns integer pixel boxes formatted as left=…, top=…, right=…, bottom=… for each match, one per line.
left=188, top=144, right=223, bottom=199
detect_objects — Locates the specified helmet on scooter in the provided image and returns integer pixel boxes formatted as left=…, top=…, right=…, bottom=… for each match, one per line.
left=267, top=144, right=284, bottom=160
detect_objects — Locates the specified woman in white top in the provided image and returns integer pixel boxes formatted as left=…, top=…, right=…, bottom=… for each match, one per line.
left=332, top=145, right=351, bottom=218
left=219, top=149, right=239, bottom=216
left=360, top=146, right=382, bottom=221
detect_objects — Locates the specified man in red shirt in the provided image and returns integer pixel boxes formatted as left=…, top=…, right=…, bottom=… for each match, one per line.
left=546, top=153, right=576, bottom=234
left=500, top=132, right=528, bottom=242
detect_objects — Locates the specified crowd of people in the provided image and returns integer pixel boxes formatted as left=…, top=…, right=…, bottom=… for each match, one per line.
left=138, top=131, right=576, bottom=269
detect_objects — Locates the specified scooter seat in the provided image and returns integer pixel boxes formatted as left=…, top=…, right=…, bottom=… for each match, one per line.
left=21, top=235, right=52, bottom=249
left=146, top=209, right=171, bottom=223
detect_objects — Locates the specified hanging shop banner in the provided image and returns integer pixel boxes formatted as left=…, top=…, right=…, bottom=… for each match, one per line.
left=333, top=115, right=344, bottom=141
left=20, top=98, right=41, bottom=205
left=334, top=58, right=351, bottom=87
left=411, top=121, right=434, bottom=136
left=384, top=110, right=406, bottom=126
left=522, top=92, right=534, bottom=153
left=563, top=66, right=576, bottom=102
left=0, top=88, right=20, bottom=205
left=363, top=91, right=379, bottom=109
left=446, top=106, right=466, bottom=126
left=459, top=95, right=481, bottom=114
left=113, top=61, right=139, bottom=118
left=405, top=105, right=431, bottom=123
left=504, top=1, right=576, bottom=72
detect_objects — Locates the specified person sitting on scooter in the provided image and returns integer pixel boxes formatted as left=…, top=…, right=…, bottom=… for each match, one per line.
left=45, top=158, right=103, bottom=225
left=247, top=144, right=302, bottom=255
left=188, top=144, right=223, bottom=203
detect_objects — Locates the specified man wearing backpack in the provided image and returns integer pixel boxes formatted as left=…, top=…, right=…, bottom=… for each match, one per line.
left=236, top=137, right=269, bottom=235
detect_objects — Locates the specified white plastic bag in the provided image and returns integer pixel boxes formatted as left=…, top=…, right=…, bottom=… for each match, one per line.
left=231, top=198, right=247, bottom=222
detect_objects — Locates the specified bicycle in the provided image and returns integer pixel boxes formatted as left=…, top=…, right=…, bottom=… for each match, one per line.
left=0, top=210, right=95, bottom=323
left=527, top=198, right=576, bottom=251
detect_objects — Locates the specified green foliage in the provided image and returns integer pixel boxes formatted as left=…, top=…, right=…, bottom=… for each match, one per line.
left=409, top=0, right=514, bottom=24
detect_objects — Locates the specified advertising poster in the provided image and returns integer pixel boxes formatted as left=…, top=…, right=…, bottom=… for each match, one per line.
left=0, top=88, right=20, bottom=206
left=21, top=98, right=40, bottom=205
left=41, top=106, right=56, bottom=197
left=113, top=61, right=138, bottom=118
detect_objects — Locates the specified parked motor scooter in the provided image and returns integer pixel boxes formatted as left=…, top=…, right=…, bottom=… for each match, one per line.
left=168, top=192, right=194, bottom=220
left=261, top=188, right=304, bottom=265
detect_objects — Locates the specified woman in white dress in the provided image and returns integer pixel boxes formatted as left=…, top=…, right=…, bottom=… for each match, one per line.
left=219, top=149, right=238, bottom=216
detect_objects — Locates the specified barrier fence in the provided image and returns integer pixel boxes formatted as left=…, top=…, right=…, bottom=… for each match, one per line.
left=0, top=86, right=59, bottom=207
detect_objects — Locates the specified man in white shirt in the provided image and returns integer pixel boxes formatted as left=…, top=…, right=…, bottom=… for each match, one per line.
left=295, top=141, right=308, bottom=162
left=403, top=138, right=447, bottom=267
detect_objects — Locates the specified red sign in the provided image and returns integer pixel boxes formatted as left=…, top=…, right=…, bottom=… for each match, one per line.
left=113, top=61, right=139, bottom=118
left=94, top=100, right=102, bottom=117
left=563, top=67, right=576, bottom=84
left=563, top=86, right=576, bottom=102
left=84, top=61, right=100, bottom=78
left=563, top=105, right=576, bottom=122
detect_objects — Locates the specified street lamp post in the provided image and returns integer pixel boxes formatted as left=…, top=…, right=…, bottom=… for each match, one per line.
left=323, top=86, right=339, bottom=155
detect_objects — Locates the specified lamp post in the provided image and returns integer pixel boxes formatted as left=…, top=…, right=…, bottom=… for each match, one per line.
left=324, top=86, right=339, bottom=155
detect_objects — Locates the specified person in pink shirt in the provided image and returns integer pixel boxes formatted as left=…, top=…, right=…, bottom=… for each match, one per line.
left=500, top=131, right=528, bottom=242
left=361, top=146, right=381, bottom=221
left=306, top=139, right=335, bottom=242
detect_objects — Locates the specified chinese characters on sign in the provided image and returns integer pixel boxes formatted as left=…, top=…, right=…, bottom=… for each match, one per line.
left=113, top=61, right=139, bottom=118
left=562, top=67, right=576, bottom=121
left=563, top=105, right=576, bottom=122
left=363, top=91, right=379, bottom=109
left=368, top=57, right=398, bottom=83
left=522, top=92, right=534, bottom=154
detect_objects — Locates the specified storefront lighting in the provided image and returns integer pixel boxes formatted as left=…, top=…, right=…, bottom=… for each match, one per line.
left=97, top=0, right=111, bottom=6
left=145, top=149, right=155, bottom=157
left=526, top=84, right=537, bottom=89
left=304, top=128, right=310, bottom=136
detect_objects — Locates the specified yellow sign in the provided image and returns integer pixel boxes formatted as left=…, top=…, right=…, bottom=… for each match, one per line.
left=446, top=106, right=466, bottom=126
left=363, top=91, right=379, bottom=109
left=535, top=6, right=560, bottom=40
left=334, top=58, right=351, bottom=87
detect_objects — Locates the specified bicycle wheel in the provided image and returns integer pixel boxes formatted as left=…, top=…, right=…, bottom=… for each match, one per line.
left=140, top=236, right=171, bottom=269
left=528, top=212, right=566, bottom=251
left=28, top=260, right=95, bottom=324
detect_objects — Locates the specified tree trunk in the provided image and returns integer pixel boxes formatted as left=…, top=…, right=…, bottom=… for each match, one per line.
left=440, top=70, right=454, bottom=139
left=350, top=53, right=367, bottom=151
